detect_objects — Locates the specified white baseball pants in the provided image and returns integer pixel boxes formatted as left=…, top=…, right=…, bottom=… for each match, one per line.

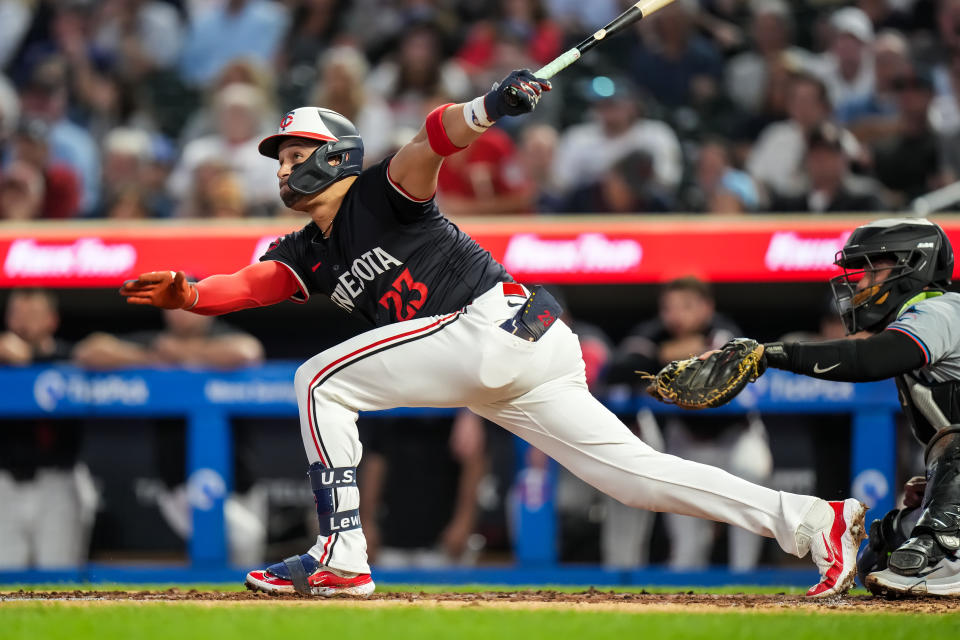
left=293, top=283, right=818, bottom=574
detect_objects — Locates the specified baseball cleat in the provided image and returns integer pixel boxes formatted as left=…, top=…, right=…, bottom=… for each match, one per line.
left=865, top=553, right=960, bottom=597
left=245, top=553, right=375, bottom=597
left=804, top=499, right=868, bottom=598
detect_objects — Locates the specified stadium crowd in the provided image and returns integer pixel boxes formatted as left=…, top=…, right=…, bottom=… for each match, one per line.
left=0, top=0, right=958, bottom=220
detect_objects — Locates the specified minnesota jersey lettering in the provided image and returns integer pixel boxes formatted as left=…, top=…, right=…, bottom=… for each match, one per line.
left=329, top=247, right=404, bottom=313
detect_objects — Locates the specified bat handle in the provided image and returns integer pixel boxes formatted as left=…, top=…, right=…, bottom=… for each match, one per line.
left=534, top=47, right=582, bottom=80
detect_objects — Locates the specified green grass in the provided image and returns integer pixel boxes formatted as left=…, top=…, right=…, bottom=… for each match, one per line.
left=1, top=603, right=959, bottom=640
left=2, top=584, right=956, bottom=640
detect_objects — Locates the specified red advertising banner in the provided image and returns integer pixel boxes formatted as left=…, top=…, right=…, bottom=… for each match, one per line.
left=1, top=216, right=958, bottom=287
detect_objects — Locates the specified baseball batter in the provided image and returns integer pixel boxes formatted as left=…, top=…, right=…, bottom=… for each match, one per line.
left=120, top=69, right=864, bottom=598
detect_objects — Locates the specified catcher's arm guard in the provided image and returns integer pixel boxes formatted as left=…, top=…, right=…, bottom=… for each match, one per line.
left=640, top=338, right=767, bottom=410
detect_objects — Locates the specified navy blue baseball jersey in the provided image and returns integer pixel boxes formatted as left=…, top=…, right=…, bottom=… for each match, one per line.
left=260, top=156, right=510, bottom=327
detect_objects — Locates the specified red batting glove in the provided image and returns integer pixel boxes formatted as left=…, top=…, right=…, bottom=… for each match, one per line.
left=120, top=271, right=198, bottom=310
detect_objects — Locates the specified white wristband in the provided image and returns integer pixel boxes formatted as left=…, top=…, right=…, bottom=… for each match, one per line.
left=463, top=96, right=493, bottom=133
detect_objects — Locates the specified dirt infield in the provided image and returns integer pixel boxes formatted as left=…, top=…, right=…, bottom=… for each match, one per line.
left=3, top=588, right=960, bottom=613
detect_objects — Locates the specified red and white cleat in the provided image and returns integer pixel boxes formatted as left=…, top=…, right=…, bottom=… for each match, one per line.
left=245, top=554, right=375, bottom=597
left=804, top=499, right=868, bottom=598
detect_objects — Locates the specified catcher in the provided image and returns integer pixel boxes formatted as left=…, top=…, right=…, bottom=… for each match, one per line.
left=651, top=218, right=958, bottom=597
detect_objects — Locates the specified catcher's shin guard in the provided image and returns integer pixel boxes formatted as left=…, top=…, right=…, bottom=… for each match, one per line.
left=856, top=507, right=919, bottom=586
left=888, top=427, right=960, bottom=576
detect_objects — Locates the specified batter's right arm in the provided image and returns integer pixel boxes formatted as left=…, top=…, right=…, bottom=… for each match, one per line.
left=389, top=69, right=551, bottom=200
left=120, top=261, right=300, bottom=315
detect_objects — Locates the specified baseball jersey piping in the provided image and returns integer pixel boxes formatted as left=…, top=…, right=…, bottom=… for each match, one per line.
left=887, top=326, right=932, bottom=364
left=306, top=310, right=464, bottom=564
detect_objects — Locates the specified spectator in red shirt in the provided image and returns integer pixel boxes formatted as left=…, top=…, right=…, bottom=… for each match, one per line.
left=11, top=119, right=81, bottom=219
left=437, top=126, right=534, bottom=216
left=457, top=0, right=562, bottom=75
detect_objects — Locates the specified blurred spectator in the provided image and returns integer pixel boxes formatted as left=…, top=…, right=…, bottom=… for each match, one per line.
left=543, top=0, right=619, bottom=31
left=0, top=289, right=93, bottom=569
left=0, top=161, right=45, bottom=220
left=0, top=72, right=21, bottom=146
left=73, top=308, right=266, bottom=565
left=857, top=0, right=915, bottom=33
left=809, top=7, right=876, bottom=115
left=179, top=59, right=279, bottom=145
left=689, top=139, right=760, bottom=213
left=97, top=127, right=162, bottom=218
left=627, top=0, right=724, bottom=110
left=367, top=22, right=471, bottom=131
left=930, top=47, right=960, bottom=136
left=0, top=0, right=36, bottom=69
left=838, top=29, right=910, bottom=143
left=282, top=0, right=347, bottom=81
left=11, top=119, right=82, bottom=218
left=561, top=150, right=673, bottom=214
left=19, top=58, right=101, bottom=215
left=359, top=411, right=487, bottom=567
left=771, top=122, right=885, bottom=212
left=438, top=127, right=533, bottom=216
left=725, top=0, right=813, bottom=116
left=457, top=0, right=563, bottom=73
left=747, top=71, right=843, bottom=198
left=608, top=277, right=772, bottom=571
left=179, top=0, right=290, bottom=88
left=871, top=66, right=943, bottom=204
left=312, top=46, right=395, bottom=166
left=91, top=0, right=184, bottom=77
left=552, top=76, right=682, bottom=196
left=167, top=83, right=280, bottom=215
left=518, top=124, right=565, bottom=213
left=178, top=160, right=252, bottom=218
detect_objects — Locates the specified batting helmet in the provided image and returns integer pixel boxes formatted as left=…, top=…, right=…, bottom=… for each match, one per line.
left=258, top=107, right=364, bottom=196
left=830, top=218, right=954, bottom=334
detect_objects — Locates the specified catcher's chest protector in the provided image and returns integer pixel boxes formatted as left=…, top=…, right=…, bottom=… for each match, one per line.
left=896, top=375, right=960, bottom=445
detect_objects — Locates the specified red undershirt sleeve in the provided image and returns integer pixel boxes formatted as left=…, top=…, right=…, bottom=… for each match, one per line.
left=191, top=261, right=302, bottom=316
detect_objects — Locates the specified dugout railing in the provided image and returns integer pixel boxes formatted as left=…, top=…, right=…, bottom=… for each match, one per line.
left=0, top=363, right=899, bottom=586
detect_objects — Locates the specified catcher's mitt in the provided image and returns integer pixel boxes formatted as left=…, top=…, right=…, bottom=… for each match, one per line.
left=642, top=338, right=766, bottom=410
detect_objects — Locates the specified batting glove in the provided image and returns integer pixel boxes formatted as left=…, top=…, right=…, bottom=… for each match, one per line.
left=120, top=270, right=198, bottom=309
left=484, top=69, right=552, bottom=119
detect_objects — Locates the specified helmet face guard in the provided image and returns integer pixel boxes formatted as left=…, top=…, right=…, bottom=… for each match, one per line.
left=829, top=218, right=954, bottom=335
left=287, top=139, right=363, bottom=196
left=830, top=250, right=919, bottom=334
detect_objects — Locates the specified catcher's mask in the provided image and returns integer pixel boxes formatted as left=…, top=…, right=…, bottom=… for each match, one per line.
left=258, top=107, right=364, bottom=196
left=830, top=218, right=953, bottom=334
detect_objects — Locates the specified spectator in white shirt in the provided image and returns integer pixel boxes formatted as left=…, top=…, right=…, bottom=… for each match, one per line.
left=551, top=76, right=682, bottom=196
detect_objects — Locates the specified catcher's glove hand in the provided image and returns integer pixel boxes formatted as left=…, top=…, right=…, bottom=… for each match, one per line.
left=642, top=338, right=766, bottom=410
left=120, top=270, right=198, bottom=310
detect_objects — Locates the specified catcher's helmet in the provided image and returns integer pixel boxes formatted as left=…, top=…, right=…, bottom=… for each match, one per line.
left=258, top=107, right=364, bottom=196
left=830, top=218, right=953, bottom=334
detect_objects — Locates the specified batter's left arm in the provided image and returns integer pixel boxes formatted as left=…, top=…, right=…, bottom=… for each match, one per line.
left=389, top=69, right=551, bottom=200
left=120, top=261, right=300, bottom=315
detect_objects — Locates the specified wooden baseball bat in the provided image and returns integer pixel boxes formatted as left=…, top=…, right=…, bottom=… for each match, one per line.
left=534, top=0, right=680, bottom=79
